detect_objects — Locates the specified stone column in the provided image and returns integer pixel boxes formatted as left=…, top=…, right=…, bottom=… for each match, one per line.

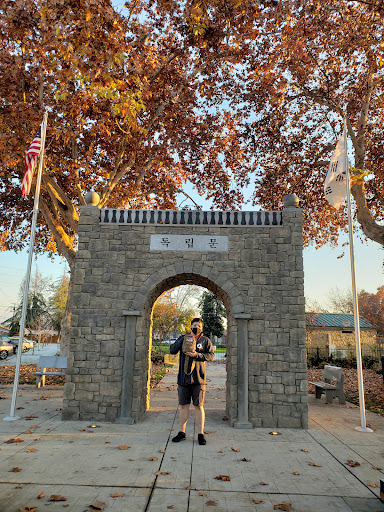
left=116, top=310, right=141, bottom=424
left=234, top=313, right=253, bottom=429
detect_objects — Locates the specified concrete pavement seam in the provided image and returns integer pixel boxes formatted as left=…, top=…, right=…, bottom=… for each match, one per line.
left=144, top=405, right=179, bottom=512
left=307, top=421, right=382, bottom=501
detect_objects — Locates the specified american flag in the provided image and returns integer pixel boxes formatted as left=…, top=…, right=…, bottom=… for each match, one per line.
left=21, top=125, right=42, bottom=198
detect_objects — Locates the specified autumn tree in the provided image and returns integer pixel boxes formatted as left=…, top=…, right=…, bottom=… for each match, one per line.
left=0, top=0, right=251, bottom=354
left=327, top=286, right=384, bottom=334
left=229, top=0, right=384, bottom=248
left=152, top=292, right=194, bottom=341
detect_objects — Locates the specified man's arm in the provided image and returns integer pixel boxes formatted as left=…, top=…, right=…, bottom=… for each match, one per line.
left=193, top=338, right=214, bottom=362
left=170, top=336, right=183, bottom=354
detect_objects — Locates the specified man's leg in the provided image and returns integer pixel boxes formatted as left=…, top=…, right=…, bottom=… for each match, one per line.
left=194, top=405, right=205, bottom=435
left=179, top=404, right=190, bottom=432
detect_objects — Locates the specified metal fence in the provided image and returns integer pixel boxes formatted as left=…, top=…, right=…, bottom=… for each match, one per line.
left=307, top=345, right=384, bottom=367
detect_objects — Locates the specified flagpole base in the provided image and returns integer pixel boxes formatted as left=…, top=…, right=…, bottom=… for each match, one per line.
left=354, top=426, right=374, bottom=433
left=3, top=415, right=21, bottom=421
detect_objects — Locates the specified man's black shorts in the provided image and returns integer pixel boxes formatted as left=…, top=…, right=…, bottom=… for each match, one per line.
left=178, top=384, right=206, bottom=406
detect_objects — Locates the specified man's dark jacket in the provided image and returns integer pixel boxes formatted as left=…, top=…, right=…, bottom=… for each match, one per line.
left=170, top=334, right=214, bottom=386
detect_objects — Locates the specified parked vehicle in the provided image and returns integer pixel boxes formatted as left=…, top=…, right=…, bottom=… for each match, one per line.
left=161, top=338, right=177, bottom=344
left=0, top=336, right=14, bottom=359
left=9, top=337, right=34, bottom=353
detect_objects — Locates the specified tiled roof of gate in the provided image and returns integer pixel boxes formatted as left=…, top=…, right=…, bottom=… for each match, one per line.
left=306, top=313, right=377, bottom=329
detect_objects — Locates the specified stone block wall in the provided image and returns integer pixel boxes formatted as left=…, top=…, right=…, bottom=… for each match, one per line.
left=62, top=202, right=308, bottom=428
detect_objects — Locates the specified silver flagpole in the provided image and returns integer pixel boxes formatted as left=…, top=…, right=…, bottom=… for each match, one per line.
left=4, top=111, right=48, bottom=421
left=343, top=116, right=372, bottom=433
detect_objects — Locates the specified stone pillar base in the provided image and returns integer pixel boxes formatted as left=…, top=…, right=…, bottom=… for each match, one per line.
left=234, top=421, right=253, bottom=429
left=116, top=415, right=135, bottom=425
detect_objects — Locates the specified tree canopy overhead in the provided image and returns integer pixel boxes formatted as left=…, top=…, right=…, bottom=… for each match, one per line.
left=0, top=0, right=251, bottom=269
left=227, top=0, right=384, bottom=247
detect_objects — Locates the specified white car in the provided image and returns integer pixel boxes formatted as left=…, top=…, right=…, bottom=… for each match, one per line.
left=9, top=337, right=34, bottom=353
left=0, top=336, right=15, bottom=359
left=161, top=338, right=177, bottom=344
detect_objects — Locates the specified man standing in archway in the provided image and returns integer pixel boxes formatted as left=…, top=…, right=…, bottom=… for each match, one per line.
left=170, top=317, right=214, bottom=445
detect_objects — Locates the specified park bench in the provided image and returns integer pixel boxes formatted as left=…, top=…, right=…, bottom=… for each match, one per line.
left=309, top=364, right=346, bottom=404
left=34, top=356, right=67, bottom=388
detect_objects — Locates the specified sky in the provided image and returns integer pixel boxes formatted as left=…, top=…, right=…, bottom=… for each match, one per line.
left=0, top=187, right=382, bottom=322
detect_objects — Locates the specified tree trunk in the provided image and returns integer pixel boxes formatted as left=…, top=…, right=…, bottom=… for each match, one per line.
left=59, top=268, right=74, bottom=357
left=352, top=183, right=384, bottom=247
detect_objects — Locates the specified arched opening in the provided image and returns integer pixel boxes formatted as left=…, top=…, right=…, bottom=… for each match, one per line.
left=136, top=273, right=236, bottom=422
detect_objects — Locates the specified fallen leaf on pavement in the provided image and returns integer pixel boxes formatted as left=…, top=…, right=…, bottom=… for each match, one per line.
left=214, top=475, right=231, bottom=481
left=167, top=506, right=174, bottom=509
left=301, top=449, right=310, bottom=453
left=159, top=450, right=166, bottom=453
left=274, top=504, right=294, bottom=511
left=253, top=499, right=263, bottom=504
left=241, top=458, right=251, bottom=462
left=27, top=448, right=38, bottom=453
left=148, top=457, right=158, bottom=461
left=15, top=483, right=23, bottom=488
left=19, top=506, right=37, bottom=512
left=198, top=492, right=208, bottom=496
left=154, top=471, right=171, bottom=475
left=345, top=460, right=360, bottom=467
left=292, top=472, right=300, bottom=475
left=90, top=500, right=105, bottom=510
left=5, top=438, right=24, bottom=444
left=324, top=418, right=332, bottom=421
left=37, top=492, right=45, bottom=499
left=110, top=493, right=125, bottom=497
left=24, top=430, right=32, bottom=435
left=49, top=495, right=67, bottom=501
left=206, top=501, right=217, bottom=506
left=231, top=447, right=240, bottom=452
left=10, top=467, right=21, bottom=472
left=118, top=445, right=130, bottom=450
left=259, top=481, right=269, bottom=485
left=308, top=463, right=322, bottom=467
left=367, top=482, right=379, bottom=488
left=186, top=486, right=192, bottom=490
left=218, top=450, right=224, bottom=453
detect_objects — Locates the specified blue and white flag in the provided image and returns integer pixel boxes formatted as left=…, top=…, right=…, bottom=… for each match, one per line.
left=324, top=129, right=348, bottom=210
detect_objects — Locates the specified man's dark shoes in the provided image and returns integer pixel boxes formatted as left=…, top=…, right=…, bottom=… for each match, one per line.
left=198, top=433, right=206, bottom=445
left=172, top=431, right=186, bottom=443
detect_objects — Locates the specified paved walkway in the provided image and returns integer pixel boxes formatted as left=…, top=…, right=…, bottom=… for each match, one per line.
left=0, top=364, right=383, bottom=512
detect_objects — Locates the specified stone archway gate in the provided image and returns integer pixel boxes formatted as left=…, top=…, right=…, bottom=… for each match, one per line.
left=62, top=194, right=308, bottom=429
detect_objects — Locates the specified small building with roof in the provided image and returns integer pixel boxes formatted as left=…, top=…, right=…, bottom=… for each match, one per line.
left=306, top=313, right=378, bottom=357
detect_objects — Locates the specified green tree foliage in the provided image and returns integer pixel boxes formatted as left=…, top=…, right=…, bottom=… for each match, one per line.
left=6, top=293, right=48, bottom=336
left=49, top=273, right=70, bottom=333
left=198, top=291, right=226, bottom=340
